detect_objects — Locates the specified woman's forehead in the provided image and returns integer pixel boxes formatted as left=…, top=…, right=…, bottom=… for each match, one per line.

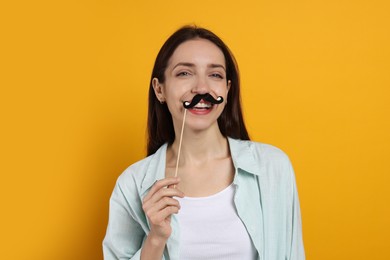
left=167, top=39, right=226, bottom=67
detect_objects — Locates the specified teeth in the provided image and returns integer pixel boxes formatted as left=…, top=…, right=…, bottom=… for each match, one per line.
left=194, top=102, right=212, bottom=108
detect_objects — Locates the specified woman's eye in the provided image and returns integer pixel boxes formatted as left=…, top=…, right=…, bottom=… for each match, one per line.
left=176, top=71, right=191, bottom=77
left=210, top=73, right=223, bottom=79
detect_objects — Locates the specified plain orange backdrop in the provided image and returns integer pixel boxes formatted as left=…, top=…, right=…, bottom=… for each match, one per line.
left=1, top=0, right=389, bottom=259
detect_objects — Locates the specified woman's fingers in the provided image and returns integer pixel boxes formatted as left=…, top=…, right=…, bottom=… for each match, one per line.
left=143, top=177, right=182, bottom=203
left=143, top=189, right=184, bottom=214
left=146, top=196, right=180, bottom=214
left=141, top=177, right=185, bottom=240
left=142, top=177, right=184, bottom=220
left=148, top=205, right=180, bottom=225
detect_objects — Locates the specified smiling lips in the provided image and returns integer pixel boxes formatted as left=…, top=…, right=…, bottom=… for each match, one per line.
left=192, top=102, right=212, bottom=109
left=187, top=101, right=213, bottom=115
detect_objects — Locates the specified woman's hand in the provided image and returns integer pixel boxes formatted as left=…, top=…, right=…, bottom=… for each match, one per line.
left=142, top=177, right=184, bottom=242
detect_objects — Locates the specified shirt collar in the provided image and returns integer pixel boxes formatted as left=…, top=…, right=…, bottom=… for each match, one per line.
left=228, top=137, right=261, bottom=176
left=140, top=137, right=261, bottom=196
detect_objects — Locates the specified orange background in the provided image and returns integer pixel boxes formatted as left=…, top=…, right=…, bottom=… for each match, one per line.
left=1, top=0, right=389, bottom=259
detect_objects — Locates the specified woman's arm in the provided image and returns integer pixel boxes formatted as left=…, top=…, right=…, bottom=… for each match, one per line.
left=103, top=180, right=145, bottom=260
left=287, top=163, right=305, bottom=260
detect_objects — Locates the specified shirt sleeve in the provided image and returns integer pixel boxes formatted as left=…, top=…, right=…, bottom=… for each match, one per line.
left=287, top=163, right=305, bottom=260
left=103, top=181, right=145, bottom=260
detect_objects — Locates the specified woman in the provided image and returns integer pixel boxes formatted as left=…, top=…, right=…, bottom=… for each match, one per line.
left=103, top=25, right=305, bottom=260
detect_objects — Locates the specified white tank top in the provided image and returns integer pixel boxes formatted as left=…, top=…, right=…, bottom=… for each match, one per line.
left=176, top=184, right=258, bottom=260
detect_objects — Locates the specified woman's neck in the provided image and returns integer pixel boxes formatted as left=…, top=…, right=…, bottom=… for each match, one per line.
left=168, top=126, right=229, bottom=167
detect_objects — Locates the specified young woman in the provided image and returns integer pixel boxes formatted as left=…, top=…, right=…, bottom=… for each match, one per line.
left=103, top=25, right=305, bottom=260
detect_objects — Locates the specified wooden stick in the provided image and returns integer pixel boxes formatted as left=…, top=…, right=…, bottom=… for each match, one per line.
left=174, top=109, right=187, bottom=179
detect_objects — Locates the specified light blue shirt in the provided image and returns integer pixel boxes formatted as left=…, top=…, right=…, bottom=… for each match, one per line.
left=103, top=138, right=305, bottom=259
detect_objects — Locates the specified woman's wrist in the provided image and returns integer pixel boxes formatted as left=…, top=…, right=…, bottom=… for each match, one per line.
left=147, top=232, right=168, bottom=247
left=140, top=233, right=167, bottom=260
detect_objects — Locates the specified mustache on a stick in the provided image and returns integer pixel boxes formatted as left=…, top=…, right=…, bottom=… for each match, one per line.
left=183, top=93, right=224, bottom=109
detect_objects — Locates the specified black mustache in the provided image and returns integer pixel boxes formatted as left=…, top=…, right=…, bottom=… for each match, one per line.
left=183, top=94, right=224, bottom=109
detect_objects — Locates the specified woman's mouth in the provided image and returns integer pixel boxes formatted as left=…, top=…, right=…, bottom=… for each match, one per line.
left=191, top=101, right=213, bottom=110
left=187, top=100, right=214, bottom=115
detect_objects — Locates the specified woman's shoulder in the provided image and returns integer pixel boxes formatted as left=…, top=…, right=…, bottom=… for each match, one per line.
left=229, top=138, right=294, bottom=180
left=116, top=144, right=167, bottom=188
left=120, top=154, right=153, bottom=177
left=230, top=138, right=291, bottom=164
left=231, top=138, right=296, bottom=185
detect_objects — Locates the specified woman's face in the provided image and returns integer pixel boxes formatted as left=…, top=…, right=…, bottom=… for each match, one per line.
left=153, top=38, right=230, bottom=133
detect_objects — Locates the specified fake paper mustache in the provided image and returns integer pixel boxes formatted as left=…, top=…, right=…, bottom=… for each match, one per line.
left=183, top=93, right=224, bottom=109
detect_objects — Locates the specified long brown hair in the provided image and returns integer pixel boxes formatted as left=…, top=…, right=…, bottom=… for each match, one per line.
left=147, top=25, right=250, bottom=156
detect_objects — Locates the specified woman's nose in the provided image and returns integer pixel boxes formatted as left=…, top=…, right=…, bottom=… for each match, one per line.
left=191, top=77, right=210, bottom=94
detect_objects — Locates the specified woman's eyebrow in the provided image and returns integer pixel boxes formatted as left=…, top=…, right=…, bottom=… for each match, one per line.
left=172, top=62, right=195, bottom=70
left=208, top=63, right=226, bottom=71
left=172, top=62, right=226, bottom=71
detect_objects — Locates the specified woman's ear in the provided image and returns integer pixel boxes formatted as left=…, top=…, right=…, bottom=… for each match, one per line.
left=152, top=78, right=165, bottom=103
left=227, top=80, right=231, bottom=92
left=225, top=80, right=231, bottom=105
